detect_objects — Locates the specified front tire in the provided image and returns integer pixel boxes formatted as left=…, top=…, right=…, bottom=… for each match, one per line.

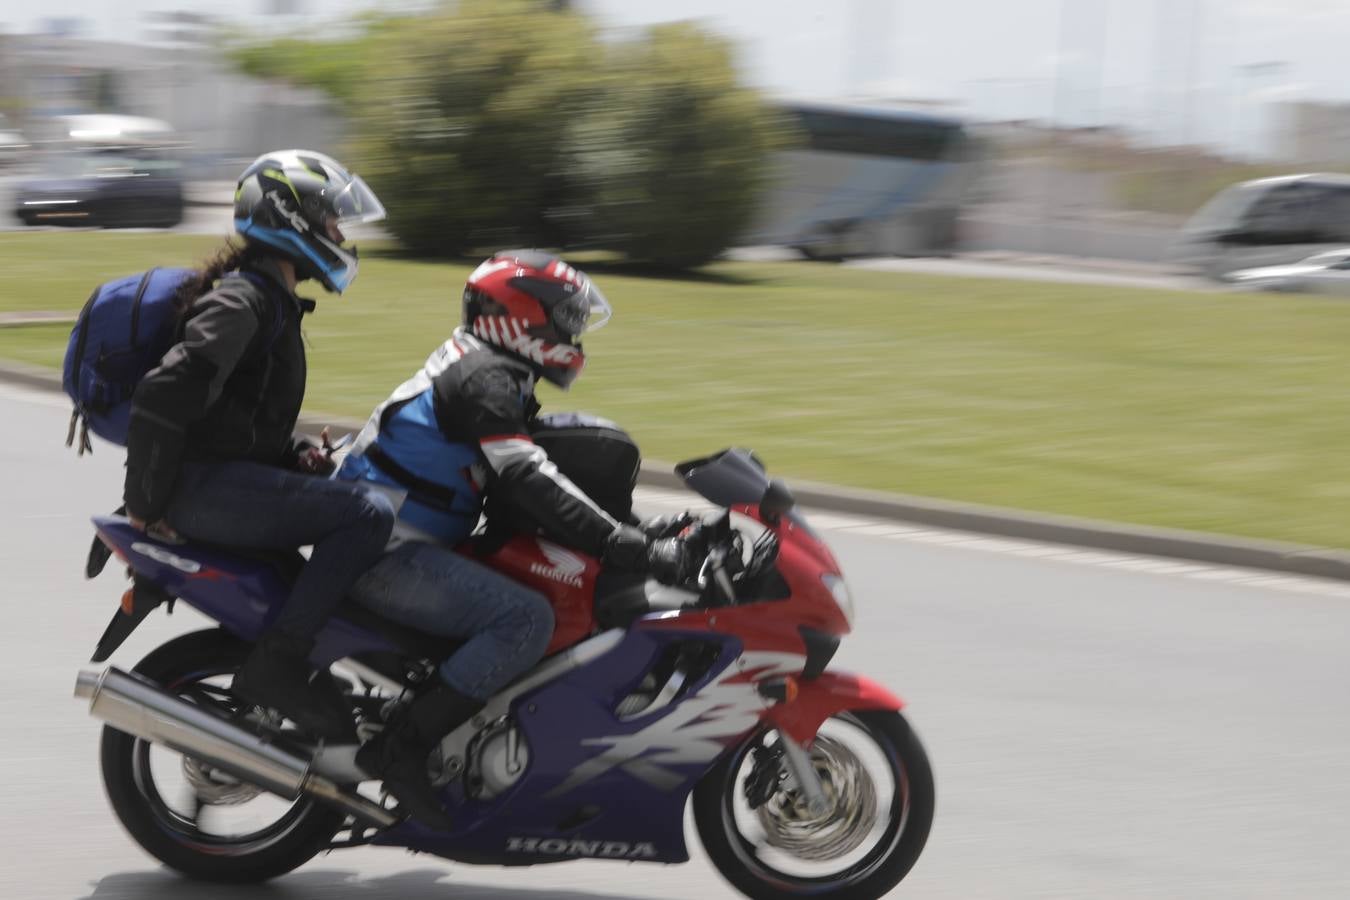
left=99, top=629, right=346, bottom=883
left=694, top=710, right=934, bottom=900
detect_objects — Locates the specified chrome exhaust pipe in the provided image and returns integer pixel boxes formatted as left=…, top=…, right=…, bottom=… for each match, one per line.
left=75, top=667, right=397, bottom=828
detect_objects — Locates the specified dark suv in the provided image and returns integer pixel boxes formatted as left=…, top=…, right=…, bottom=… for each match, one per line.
left=15, top=148, right=184, bottom=228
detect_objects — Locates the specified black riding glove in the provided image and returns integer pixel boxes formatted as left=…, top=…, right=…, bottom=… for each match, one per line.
left=601, top=524, right=647, bottom=570
left=602, top=524, right=698, bottom=585
left=639, top=512, right=698, bottom=540
left=647, top=536, right=696, bottom=585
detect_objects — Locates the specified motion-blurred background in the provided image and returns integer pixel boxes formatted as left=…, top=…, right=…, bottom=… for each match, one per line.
left=2, top=0, right=1348, bottom=550
left=4, top=9, right=1350, bottom=898
left=4, top=0, right=1349, bottom=261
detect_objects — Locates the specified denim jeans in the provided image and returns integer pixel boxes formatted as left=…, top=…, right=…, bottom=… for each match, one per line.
left=166, top=461, right=395, bottom=639
left=349, top=541, right=555, bottom=700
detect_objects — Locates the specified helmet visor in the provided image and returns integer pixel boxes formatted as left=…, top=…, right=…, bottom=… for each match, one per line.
left=327, top=174, right=386, bottom=226
left=552, top=277, right=612, bottom=338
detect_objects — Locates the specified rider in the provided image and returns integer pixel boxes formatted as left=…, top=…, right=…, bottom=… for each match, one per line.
left=338, top=249, right=696, bottom=827
left=124, top=150, right=395, bottom=739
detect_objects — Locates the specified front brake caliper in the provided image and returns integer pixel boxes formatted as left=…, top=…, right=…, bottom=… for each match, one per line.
left=743, top=742, right=786, bottom=810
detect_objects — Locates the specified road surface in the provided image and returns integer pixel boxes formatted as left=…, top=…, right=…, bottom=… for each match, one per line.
left=1, top=382, right=1348, bottom=899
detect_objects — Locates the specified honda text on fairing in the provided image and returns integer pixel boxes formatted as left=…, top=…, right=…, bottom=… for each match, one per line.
left=73, top=448, right=934, bottom=900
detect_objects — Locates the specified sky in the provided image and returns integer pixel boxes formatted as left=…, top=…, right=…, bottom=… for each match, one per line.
left=5, top=0, right=1348, bottom=154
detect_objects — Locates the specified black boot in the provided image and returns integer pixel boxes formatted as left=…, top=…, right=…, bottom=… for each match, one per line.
left=356, top=682, right=483, bottom=830
left=233, top=630, right=355, bottom=741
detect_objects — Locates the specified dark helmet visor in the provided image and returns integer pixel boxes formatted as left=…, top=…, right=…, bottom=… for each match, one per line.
left=551, top=278, right=612, bottom=338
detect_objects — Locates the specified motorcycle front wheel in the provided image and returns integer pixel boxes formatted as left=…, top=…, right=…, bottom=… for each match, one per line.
left=694, top=710, right=934, bottom=900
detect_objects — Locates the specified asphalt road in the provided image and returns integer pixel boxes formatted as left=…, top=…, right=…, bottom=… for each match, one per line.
left=2, top=382, right=1349, bottom=899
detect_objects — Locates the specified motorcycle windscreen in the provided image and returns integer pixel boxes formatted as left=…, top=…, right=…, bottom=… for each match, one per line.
left=675, top=447, right=817, bottom=534
left=675, top=448, right=771, bottom=509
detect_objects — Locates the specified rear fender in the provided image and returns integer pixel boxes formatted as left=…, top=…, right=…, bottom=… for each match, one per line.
left=763, top=671, right=904, bottom=745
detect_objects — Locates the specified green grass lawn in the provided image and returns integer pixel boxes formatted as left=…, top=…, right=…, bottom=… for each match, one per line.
left=3, top=231, right=1349, bottom=548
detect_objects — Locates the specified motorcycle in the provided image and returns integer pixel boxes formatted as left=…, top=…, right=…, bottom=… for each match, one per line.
left=73, top=447, right=934, bottom=900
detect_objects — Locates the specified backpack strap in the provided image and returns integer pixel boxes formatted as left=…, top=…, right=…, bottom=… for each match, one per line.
left=127, top=267, right=159, bottom=347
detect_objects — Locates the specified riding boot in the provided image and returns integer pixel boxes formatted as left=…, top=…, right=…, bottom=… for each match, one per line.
left=233, top=630, right=355, bottom=741
left=356, top=682, right=483, bottom=830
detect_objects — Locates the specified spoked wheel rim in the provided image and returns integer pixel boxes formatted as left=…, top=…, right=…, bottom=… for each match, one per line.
left=719, top=712, right=910, bottom=891
left=127, top=667, right=316, bottom=855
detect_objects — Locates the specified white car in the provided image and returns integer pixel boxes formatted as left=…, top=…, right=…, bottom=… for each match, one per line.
left=1225, top=248, right=1350, bottom=295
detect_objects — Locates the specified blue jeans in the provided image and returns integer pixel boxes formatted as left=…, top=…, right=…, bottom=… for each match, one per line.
left=166, top=461, right=395, bottom=639
left=349, top=542, right=555, bottom=700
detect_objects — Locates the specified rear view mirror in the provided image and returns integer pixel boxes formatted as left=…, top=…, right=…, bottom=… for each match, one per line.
left=760, top=479, right=796, bottom=522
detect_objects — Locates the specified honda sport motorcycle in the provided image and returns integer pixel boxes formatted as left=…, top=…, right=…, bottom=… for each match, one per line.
left=73, top=448, right=934, bottom=899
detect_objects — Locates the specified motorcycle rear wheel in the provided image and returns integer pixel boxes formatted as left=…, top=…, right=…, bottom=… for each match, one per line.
left=694, top=709, right=934, bottom=900
left=99, top=628, right=347, bottom=882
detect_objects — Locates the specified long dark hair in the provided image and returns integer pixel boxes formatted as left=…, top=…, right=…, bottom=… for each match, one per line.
left=173, top=238, right=263, bottom=315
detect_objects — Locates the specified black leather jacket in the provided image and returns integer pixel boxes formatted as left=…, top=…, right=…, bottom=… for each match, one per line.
left=124, top=258, right=310, bottom=521
left=429, top=340, right=621, bottom=557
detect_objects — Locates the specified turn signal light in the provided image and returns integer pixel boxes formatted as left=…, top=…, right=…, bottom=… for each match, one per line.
left=758, top=676, right=799, bottom=704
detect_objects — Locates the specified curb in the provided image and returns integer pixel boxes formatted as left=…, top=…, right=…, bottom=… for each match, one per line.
left=639, top=464, right=1350, bottom=583
left=5, top=360, right=1347, bottom=583
left=0, top=314, right=77, bottom=328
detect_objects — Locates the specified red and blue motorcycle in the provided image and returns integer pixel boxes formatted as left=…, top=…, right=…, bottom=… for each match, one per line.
left=74, top=448, right=934, bottom=900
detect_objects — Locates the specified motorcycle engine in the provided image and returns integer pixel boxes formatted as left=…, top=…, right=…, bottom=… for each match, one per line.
left=469, top=719, right=530, bottom=800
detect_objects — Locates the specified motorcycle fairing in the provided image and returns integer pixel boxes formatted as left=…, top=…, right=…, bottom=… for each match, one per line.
left=373, top=623, right=806, bottom=864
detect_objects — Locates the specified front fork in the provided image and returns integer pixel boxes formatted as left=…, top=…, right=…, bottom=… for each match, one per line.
left=778, top=731, right=830, bottom=816
left=755, top=670, right=906, bottom=812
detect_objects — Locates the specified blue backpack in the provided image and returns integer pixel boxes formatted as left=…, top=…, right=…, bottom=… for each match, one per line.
left=62, top=267, right=277, bottom=453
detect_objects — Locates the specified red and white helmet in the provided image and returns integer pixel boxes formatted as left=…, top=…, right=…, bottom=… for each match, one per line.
left=462, top=250, right=612, bottom=388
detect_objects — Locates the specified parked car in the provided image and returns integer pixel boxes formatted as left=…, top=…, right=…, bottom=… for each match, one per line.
left=1170, top=173, right=1350, bottom=279
left=14, top=115, right=184, bottom=228
left=1225, top=247, right=1350, bottom=295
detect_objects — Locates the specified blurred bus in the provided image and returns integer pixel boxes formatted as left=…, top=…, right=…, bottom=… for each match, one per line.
left=1171, top=173, right=1350, bottom=279
left=750, top=100, right=980, bottom=259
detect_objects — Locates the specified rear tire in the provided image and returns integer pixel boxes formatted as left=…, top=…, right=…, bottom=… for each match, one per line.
left=694, top=710, right=934, bottom=900
left=99, top=628, right=346, bottom=883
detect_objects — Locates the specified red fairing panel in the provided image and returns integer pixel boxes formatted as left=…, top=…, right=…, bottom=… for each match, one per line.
left=467, top=534, right=599, bottom=653
left=764, top=672, right=905, bottom=745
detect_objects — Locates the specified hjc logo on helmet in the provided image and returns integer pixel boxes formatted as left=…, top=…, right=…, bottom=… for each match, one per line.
left=265, top=190, right=310, bottom=233
left=471, top=317, right=581, bottom=367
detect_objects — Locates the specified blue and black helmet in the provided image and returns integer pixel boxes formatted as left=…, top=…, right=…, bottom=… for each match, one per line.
left=233, top=150, right=386, bottom=294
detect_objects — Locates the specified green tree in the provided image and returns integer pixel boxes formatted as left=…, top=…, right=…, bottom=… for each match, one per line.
left=579, top=23, right=790, bottom=267
left=347, top=0, right=602, bottom=255
left=229, top=3, right=787, bottom=266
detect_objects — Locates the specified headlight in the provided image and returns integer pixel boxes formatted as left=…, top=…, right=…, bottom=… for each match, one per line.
left=821, top=573, right=854, bottom=626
